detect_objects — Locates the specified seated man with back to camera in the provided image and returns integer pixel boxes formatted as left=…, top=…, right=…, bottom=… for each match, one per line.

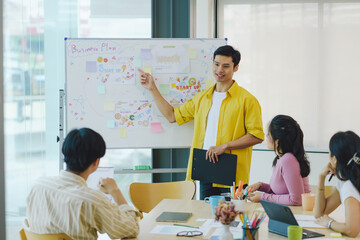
left=25, top=128, right=140, bottom=240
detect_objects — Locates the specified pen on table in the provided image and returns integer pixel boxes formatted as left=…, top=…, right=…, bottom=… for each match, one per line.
left=329, top=174, right=334, bottom=182
left=173, top=224, right=199, bottom=229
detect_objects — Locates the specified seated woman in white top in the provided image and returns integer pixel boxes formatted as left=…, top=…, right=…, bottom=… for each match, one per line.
left=314, top=131, right=360, bottom=237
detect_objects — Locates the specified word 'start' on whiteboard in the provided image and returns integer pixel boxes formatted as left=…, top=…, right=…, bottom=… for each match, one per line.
left=65, top=38, right=226, bottom=148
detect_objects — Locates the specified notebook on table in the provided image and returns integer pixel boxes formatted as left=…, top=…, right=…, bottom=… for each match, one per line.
left=155, top=212, right=192, bottom=222
left=191, top=148, right=237, bottom=186
left=260, top=200, right=325, bottom=239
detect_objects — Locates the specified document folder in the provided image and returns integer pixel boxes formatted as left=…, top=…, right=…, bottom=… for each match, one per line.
left=191, top=148, right=237, bottom=186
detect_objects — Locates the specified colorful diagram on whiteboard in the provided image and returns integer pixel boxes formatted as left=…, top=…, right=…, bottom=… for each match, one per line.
left=112, top=100, right=153, bottom=128
left=86, top=56, right=135, bottom=85
left=68, top=95, right=86, bottom=121
left=166, top=75, right=206, bottom=105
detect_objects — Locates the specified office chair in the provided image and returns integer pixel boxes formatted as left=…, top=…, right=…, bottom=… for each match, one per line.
left=129, top=181, right=196, bottom=213
left=19, top=228, right=72, bottom=240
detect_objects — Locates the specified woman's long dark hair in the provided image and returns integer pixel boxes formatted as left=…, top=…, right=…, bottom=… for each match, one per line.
left=329, top=131, right=360, bottom=192
left=269, top=115, right=310, bottom=177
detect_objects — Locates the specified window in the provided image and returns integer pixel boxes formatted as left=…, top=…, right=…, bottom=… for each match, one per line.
left=4, top=0, right=151, bottom=239
left=218, top=0, right=360, bottom=149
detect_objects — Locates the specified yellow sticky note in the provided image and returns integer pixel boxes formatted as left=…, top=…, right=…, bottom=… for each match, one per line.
left=171, top=83, right=176, bottom=88
left=330, top=232, right=342, bottom=238
left=206, top=79, right=214, bottom=89
left=144, top=65, right=152, bottom=74
left=186, top=48, right=197, bottom=59
left=119, top=127, right=127, bottom=138
left=104, top=100, right=115, bottom=111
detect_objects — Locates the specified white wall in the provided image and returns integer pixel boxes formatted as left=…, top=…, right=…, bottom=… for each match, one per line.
left=250, top=150, right=334, bottom=187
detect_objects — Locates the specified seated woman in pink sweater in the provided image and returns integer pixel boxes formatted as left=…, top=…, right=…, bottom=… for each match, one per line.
left=246, top=115, right=311, bottom=205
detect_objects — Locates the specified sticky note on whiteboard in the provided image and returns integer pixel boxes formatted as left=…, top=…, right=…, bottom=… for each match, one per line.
left=144, top=65, right=152, bottom=74
left=134, top=56, right=141, bottom=67
left=159, top=84, right=170, bottom=95
left=107, top=118, right=115, bottom=128
left=119, top=127, right=127, bottom=138
left=86, top=61, right=97, bottom=72
left=151, top=122, right=162, bottom=133
left=104, top=100, right=115, bottom=111
left=206, top=79, right=214, bottom=89
left=186, top=48, right=197, bottom=59
left=98, top=83, right=106, bottom=94
left=140, top=49, right=152, bottom=59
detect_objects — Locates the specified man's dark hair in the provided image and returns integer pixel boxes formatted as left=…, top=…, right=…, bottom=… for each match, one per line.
left=62, top=128, right=106, bottom=172
left=213, top=45, right=241, bottom=67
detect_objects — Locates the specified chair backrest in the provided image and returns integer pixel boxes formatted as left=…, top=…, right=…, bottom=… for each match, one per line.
left=19, top=228, right=72, bottom=240
left=129, top=181, right=196, bottom=213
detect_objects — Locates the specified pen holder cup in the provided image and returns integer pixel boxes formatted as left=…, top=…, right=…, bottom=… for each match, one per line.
left=242, top=227, right=259, bottom=240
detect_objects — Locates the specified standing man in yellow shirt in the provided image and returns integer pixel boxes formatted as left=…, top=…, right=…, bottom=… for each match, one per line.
left=139, top=45, right=264, bottom=199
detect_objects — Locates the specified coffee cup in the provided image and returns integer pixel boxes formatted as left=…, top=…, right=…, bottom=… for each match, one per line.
left=204, top=195, right=225, bottom=215
left=301, top=193, right=315, bottom=211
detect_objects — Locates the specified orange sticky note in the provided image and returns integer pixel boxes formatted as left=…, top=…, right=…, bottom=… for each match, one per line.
left=150, top=122, right=162, bottom=133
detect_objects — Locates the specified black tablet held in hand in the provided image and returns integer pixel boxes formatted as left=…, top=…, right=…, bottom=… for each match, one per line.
left=192, top=148, right=237, bottom=186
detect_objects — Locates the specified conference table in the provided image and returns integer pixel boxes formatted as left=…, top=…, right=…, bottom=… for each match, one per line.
left=135, top=199, right=356, bottom=240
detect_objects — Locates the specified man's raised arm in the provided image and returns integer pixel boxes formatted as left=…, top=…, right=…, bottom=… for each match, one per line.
left=138, top=68, right=175, bottom=123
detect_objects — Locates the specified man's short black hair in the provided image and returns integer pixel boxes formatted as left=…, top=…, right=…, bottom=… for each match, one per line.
left=213, top=45, right=241, bottom=67
left=62, top=128, right=106, bottom=172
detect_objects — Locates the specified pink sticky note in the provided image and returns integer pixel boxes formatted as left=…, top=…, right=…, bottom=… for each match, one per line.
left=150, top=122, right=162, bottom=133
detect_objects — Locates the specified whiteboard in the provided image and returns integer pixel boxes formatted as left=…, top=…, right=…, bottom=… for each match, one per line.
left=65, top=38, right=226, bottom=148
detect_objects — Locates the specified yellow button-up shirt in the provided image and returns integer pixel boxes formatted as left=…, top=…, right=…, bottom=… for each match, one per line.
left=174, top=81, right=264, bottom=188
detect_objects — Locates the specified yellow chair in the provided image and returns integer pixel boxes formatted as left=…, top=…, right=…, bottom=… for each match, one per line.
left=129, top=181, right=196, bottom=213
left=19, top=228, right=72, bottom=240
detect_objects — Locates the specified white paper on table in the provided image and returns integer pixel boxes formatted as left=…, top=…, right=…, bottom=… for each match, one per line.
left=201, top=219, right=242, bottom=229
left=294, top=215, right=327, bottom=228
left=209, top=227, right=243, bottom=240
left=87, top=167, right=114, bottom=199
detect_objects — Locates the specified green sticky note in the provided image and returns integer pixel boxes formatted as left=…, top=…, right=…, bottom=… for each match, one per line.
left=98, top=83, right=106, bottom=94
left=107, top=118, right=115, bottom=128
left=134, top=56, right=141, bottom=67
left=159, top=84, right=170, bottom=95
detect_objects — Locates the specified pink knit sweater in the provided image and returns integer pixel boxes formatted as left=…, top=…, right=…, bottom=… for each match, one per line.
left=259, top=153, right=311, bottom=205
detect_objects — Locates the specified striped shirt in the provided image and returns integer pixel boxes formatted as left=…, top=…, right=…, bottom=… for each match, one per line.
left=26, top=170, right=140, bottom=240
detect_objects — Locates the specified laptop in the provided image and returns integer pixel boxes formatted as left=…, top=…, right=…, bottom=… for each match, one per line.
left=260, top=200, right=325, bottom=239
